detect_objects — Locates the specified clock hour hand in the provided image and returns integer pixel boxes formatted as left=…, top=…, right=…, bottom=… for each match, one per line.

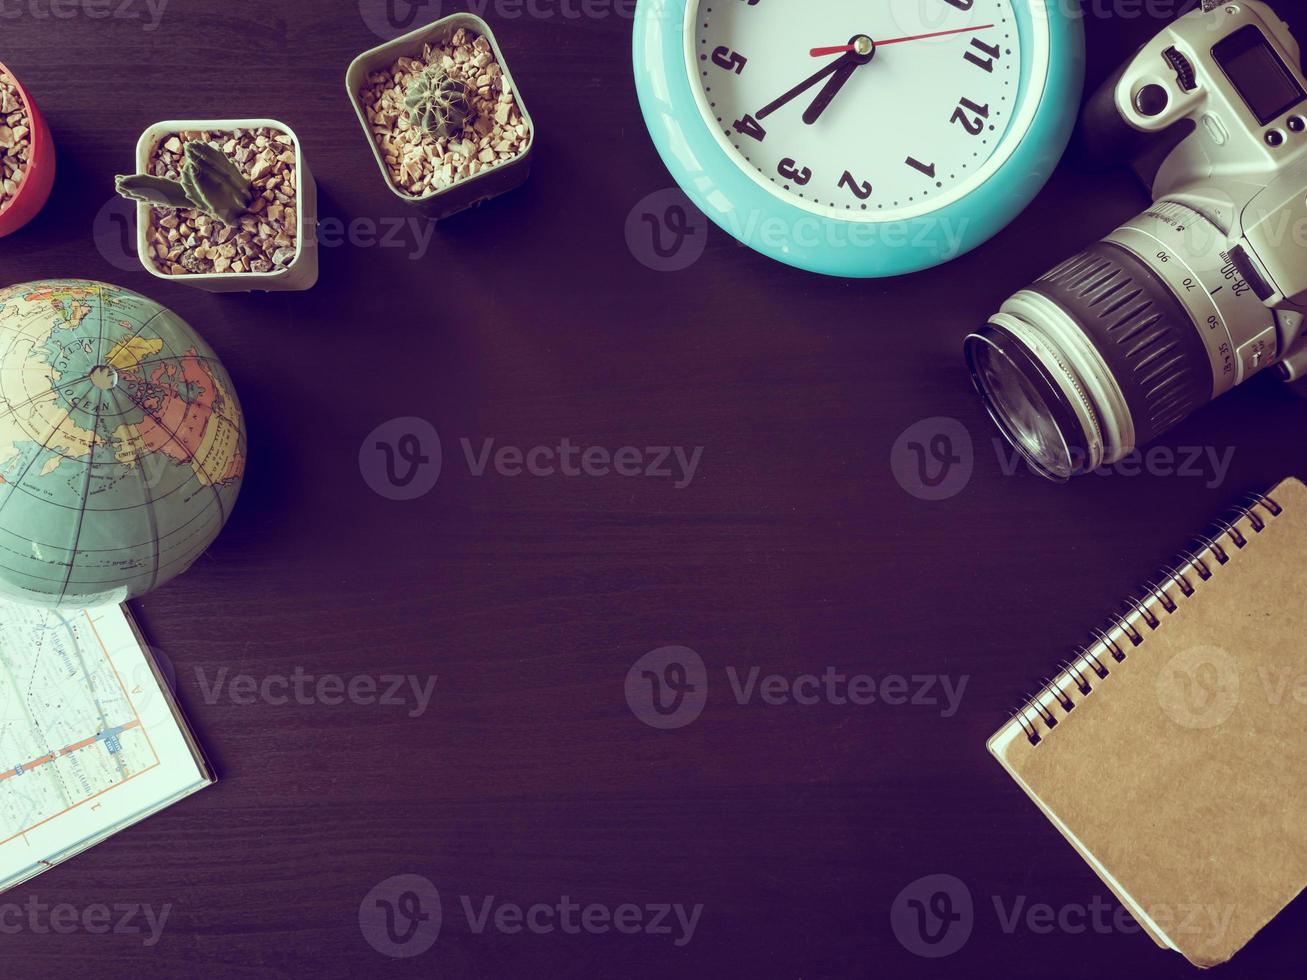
left=802, top=62, right=858, bottom=125
left=802, top=35, right=875, bottom=124
left=756, top=52, right=854, bottom=121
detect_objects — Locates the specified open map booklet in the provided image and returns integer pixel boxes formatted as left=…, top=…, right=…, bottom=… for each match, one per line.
left=0, top=601, right=212, bottom=894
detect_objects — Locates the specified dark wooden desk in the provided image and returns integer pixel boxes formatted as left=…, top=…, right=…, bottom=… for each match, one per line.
left=3, top=1, right=1305, bottom=976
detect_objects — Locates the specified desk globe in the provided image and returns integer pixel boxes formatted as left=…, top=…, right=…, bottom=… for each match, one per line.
left=0, top=280, right=245, bottom=607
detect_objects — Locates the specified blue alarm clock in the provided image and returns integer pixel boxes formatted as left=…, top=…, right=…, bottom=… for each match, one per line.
left=633, top=0, right=1085, bottom=277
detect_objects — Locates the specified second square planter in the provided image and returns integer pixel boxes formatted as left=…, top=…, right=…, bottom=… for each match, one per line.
left=347, top=13, right=534, bottom=221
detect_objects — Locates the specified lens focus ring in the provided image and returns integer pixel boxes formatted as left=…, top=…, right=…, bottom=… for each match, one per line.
left=1028, top=242, right=1213, bottom=448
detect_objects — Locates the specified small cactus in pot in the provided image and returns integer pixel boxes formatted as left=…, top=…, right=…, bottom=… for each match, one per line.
left=121, top=121, right=318, bottom=291
left=404, top=63, right=472, bottom=139
left=115, top=139, right=253, bottom=225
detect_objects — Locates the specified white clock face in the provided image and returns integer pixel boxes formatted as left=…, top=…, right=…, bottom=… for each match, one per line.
left=690, top=0, right=1022, bottom=221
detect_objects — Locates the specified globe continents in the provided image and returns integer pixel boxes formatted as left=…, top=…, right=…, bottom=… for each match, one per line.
left=0, top=280, right=245, bottom=606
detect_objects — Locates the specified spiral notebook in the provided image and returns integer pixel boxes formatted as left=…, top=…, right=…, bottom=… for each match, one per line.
left=988, top=476, right=1307, bottom=969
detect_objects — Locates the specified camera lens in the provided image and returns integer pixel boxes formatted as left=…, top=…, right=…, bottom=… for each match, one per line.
left=965, top=329, right=1080, bottom=481
left=966, top=215, right=1231, bottom=481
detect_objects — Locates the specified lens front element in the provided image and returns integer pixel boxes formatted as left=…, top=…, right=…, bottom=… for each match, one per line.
left=965, top=328, right=1081, bottom=482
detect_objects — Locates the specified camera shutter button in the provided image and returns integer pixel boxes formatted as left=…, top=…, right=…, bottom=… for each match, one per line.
left=1133, top=84, right=1170, bottom=117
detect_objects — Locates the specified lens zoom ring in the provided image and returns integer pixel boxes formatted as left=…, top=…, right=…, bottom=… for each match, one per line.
left=1032, top=242, right=1212, bottom=446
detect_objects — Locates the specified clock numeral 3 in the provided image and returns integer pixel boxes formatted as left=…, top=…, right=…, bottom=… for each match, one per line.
left=838, top=170, right=873, bottom=201
left=732, top=114, right=767, bottom=142
left=712, top=46, right=748, bottom=74
left=777, top=158, right=812, bottom=186
left=950, top=97, right=990, bottom=136
left=964, top=37, right=1002, bottom=73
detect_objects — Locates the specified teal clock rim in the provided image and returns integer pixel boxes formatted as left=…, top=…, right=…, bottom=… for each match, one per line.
left=633, top=1, right=1086, bottom=278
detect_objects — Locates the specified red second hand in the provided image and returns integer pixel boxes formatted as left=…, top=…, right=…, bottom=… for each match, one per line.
left=810, top=24, right=995, bottom=57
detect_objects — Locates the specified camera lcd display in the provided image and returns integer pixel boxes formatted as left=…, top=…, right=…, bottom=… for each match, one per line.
left=1213, top=25, right=1306, bottom=125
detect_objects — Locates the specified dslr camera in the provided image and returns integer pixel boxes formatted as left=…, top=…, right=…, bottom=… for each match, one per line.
left=966, top=0, right=1307, bottom=481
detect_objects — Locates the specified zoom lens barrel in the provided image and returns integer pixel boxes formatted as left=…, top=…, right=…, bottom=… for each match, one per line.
left=964, top=202, right=1276, bottom=481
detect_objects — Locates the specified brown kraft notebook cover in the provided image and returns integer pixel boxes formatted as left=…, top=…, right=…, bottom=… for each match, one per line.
left=988, top=476, right=1307, bottom=968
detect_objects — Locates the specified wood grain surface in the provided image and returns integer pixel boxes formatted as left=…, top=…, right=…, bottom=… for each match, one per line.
left=2, top=1, right=1305, bottom=977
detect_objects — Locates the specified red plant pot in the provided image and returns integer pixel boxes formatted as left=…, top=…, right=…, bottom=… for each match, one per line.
left=0, top=62, right=55, bottom=238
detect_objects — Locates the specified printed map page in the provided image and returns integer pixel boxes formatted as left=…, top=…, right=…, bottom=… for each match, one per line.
left=0, top=602, right=209, bottom=892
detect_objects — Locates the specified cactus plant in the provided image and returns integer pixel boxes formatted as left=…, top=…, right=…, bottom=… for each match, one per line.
left=404, top=64, right=472, bottom=139
left=178, top=141, right=253, bottom=224
left=114, top=139, right=253, bottom=225
left=114, top=174, right=193, bottom=210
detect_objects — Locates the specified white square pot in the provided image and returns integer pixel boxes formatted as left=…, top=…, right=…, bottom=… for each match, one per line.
left=346, top=13, right=534, bottom=220
left=132, top=119, right=318, bottom=292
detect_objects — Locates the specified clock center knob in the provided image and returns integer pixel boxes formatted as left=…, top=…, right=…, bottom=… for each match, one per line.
left=852, top=35, right=875, bottom=58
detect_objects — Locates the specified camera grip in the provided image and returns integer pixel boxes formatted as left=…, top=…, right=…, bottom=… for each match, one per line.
left=1078, top=60, right=1196, bottom=188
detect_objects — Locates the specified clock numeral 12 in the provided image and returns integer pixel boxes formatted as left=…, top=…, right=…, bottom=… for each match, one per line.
left=950, top=97, right=990, bottom=136
left=964, top=37, right=1002, bottom=73
left=712, top=46, right=748, bottom=74
left=838, top=170, right=873, bottom=201
left=778, top=158, right=812, bottom=186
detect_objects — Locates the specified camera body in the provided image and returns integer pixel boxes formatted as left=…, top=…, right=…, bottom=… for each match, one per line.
left=1086, top=0, right=1307, bottom=370
left=967, top=1, right=1307, bottom=482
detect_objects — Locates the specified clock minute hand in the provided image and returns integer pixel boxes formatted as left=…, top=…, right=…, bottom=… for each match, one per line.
left=756, top=52, right=854, bottom=121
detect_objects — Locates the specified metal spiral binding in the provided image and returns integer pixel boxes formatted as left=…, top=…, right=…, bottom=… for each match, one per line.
left=1009, top=490, right=1284, bottom=746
